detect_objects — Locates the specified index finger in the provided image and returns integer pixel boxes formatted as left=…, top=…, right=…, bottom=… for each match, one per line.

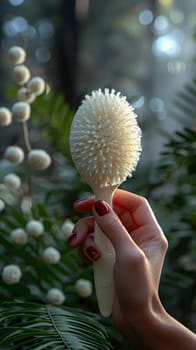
left=74, top=189, right=160, bottom=229
left=73, top=196, right=95, bottom=213
left=113, top=190, right=160, bottom=229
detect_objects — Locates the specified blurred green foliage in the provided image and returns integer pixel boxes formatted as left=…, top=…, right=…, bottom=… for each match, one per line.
left=0, top=77, right=195, bottom=349
left=147, top=80, right=196, bottom=330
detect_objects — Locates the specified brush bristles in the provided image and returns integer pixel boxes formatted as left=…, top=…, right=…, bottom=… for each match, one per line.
left=69, top=89, right=142, bottom=188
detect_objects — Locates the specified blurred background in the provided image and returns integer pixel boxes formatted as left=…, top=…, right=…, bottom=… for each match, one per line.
left=0, top=0, right=195, bottom=162
left=0, top=0, right=195, bottom=346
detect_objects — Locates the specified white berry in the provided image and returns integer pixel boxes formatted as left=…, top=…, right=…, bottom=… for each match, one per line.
left=2, top=264, right=22, bottom=285
left=75, top=279, right=93, bottom=298
left=4, top=173, right=21, bottom=190
left=28, top=150, right=51, bottom=170
left=13, top=65, right=30, bottom=85
left=8, top=46, right=26, bottom=65
left=0, top=107, right=12, bottom=126
left=42, top=247, right=61, bottom=264
left=46, top=288, right=66, bottom=305
left=10, top=228, right=28, bottom=245
left=4, top=146, right=24, bottom=164
left=61, top=219, right=74, bottom=239
left=26, top=220, right=44, bottom=237
left=27, top=77, right=45, bottom=96
left=17, top=87, right=36, bottom=104
left=12, top=102, right=31, bottom=122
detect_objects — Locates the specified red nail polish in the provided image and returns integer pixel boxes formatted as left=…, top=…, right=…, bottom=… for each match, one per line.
left=94, top=200, right=110, bottom=216
left=68, top=233, right=77, bottom=247
left=86, top=246, right=99, bottom=260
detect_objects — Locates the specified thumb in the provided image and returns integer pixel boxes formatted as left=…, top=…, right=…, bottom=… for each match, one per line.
left=93, top=200, right=140, bottom=258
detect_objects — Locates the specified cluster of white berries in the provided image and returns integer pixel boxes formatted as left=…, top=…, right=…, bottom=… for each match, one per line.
left=44, top=279, right=92, bottom=305
left=1, top=218, right=61, bottom=285
left=45, top=278, right=92, bottom=305
left=0, top=46, right=51, bottom=172
left=1, top=218, right=58, bottom=285
left=8, top=46, right=45, bottom=97
left=9, top=220, right=43, bottom=248
left=0, top=46, right=90, bottom=305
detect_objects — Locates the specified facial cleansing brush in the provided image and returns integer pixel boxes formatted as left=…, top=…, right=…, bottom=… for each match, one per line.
left=69, top=88, right=141, bottom=316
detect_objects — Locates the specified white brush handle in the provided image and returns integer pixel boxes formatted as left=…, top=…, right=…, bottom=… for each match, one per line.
left=93, top=188, right=116, bottom=317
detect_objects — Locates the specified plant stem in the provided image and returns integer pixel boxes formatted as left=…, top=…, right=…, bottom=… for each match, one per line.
left=22, top=121, right=32, bottom=196
left=22, top=121, right=32, bottom=152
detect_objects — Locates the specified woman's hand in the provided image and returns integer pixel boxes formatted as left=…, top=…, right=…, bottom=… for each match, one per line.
left=68, top=189, right=196, bottom=349
left=68, top=190, right=168, bottom=340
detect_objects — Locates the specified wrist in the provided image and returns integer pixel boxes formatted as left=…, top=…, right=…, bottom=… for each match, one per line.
left=124, top=296, right=196, bottom=350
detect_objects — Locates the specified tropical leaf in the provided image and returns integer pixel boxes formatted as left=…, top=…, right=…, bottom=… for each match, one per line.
left=0, top=301, right=111, bottom=350
left=31, top=91, right=74, bottom=158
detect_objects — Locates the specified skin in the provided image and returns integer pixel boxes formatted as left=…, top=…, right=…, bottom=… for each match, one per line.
left=68, top=189, right=196, bottom=349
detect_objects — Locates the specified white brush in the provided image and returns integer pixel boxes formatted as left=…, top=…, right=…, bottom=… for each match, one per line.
left=69, top=88, right=141, bottom=317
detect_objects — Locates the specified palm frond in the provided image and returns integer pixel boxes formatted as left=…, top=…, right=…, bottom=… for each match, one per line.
left=0, top=301, right=112, bottom=350
left=172, top=79, right=196, bottom=121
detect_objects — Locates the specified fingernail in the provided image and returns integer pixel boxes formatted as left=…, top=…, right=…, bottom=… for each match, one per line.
left=86, top=246, right=99, bottom=261
left=68, top=233, right=77, bottom=247
left=94, top=200, right=110, bottom=216
left=74, top=199, right=84, bottom=204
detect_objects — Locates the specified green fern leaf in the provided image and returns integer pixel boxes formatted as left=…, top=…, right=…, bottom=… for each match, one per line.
left=0, top=302, right=112, bottom=350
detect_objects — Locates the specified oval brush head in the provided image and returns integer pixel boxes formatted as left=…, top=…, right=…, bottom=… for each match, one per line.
left=69, top=88, right=141, bottom=190
left=69, top=88, right=142, bottom=317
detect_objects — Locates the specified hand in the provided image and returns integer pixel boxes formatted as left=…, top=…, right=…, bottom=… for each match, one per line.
left=69, top=189, right=196, bottom=349
left=68, top=189, right=168, bottom=340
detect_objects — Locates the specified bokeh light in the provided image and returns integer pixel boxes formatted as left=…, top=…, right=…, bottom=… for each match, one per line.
left=153, top=16, right=169, bottom=34
left=3, top=16, right=28, bottom=37
left=22, top=25, right=36, bottom=39
left=149, top=97, right=164, bottom=113
left=170, top=10, right=184, bottom=24
left=0, top=0, right=195, bottom=161
left=152, top=33, right=181, bottom=57
left=36, top=19, right=54, bottom=40
left=132, top=96, right=145, bottom=109
left=138, top=10, right=154, bottom=26
left=8, top=0, right=24, bottom=6
left=158, top=0, right=173, bottom=7
left=35, top=47, right=51, bottom=63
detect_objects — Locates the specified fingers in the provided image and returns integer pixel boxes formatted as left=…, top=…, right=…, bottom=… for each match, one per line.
left=79, top=236, right=100, bottom=262
left=93, top=200, right=141, bottom=261
left=71, top=190, right=167, bottom=263
left=74, top=189, right=163, bottom=238
left=113, top=190, right=160, bottom=228
left=74, top=189, right=159, bottom=227
left=73, top=197, right=95, bottom=213
left=68, top=216, right=94, bottom=247
left=68, top=216, right=101, bottom=262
